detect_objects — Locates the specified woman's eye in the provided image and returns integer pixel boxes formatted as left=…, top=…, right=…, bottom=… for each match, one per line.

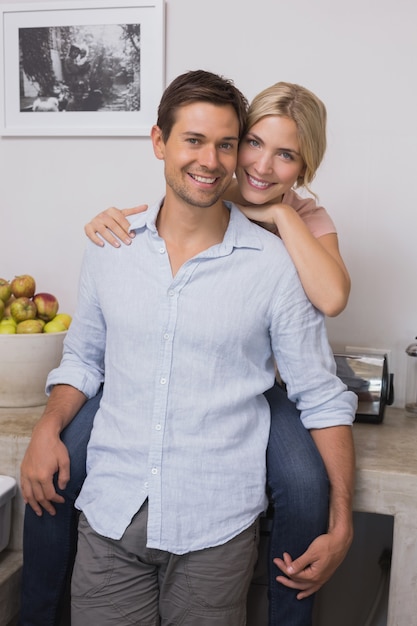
left=248, top=138, right=260, bottom=148
left=280, top=151, right=294, bottom=161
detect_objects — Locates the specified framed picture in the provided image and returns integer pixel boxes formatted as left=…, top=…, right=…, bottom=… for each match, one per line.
left=0, top=0, right=165, bottom=136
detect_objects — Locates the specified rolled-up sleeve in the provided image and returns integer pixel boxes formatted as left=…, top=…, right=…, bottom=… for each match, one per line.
left=46, top=245, right=105, bottom=398
left=270, top=265, right=357, bottom=430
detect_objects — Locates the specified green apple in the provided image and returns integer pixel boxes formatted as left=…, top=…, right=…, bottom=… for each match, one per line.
left=10, top=297, right=37, bottom=323
left=33, top=292, right=59, bottom=322
left=4, top=296, right=15, bottom=317
left=16, top=319, right=44, bottom=334
left=52, top=313, right=72, bottom=329
left=0, top=322, right=16, bottom=334
left=0, top=316, right=17, bottom=328
left=0, top=299, right=4, bottom=321
left=43, top=319, right=67, bottom=333
left=0, top=278, right=12, bottom=303
left=10, top=274, right=36, bottom=298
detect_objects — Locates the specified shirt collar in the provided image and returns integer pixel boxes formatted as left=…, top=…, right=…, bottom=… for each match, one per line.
left=128, top=198, right=264, bottom=253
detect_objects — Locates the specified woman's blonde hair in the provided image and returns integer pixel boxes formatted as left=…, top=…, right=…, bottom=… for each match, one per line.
left=246, top=82, right=327, bottom=194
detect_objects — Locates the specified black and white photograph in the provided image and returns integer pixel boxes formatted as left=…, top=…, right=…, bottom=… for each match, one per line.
left=1, top=0, right=165, bottom=135
left=20, top=23, right=141, bottom=114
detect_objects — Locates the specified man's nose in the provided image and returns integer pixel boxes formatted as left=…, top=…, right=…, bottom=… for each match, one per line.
left=199, top=145, right=219, bottom=169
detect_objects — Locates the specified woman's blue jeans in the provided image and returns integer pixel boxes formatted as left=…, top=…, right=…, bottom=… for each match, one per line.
left=19, top=390, right=101, bottom=626
left=19, top=383, right=328, bottom=626
left=264, top=384, right=329, bottom=626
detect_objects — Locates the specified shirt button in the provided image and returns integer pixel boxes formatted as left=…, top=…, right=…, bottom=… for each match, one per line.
left=144, top=482, right=149, bottom=488
left=159, top=247, right=165, bottom=254
left=160, top=377, right=166, bottom=385
left=151, top=467, right=158, bottom=475
left=163, top=333, right=169, bottom=340
left=155, top=424, right=161, bottom=431
left=168, top=290, right=175, bottom=297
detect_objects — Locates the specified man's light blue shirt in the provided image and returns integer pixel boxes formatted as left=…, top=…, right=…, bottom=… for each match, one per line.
left=47, top=201, right=356, bottom=554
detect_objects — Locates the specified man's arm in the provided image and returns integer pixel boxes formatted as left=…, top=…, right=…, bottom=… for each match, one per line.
left=273, top=425, right=355, bottom=598
left=20, top=384, right=87, bottom=516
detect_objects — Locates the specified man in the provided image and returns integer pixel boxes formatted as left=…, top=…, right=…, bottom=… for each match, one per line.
left=21, top=70, right=356, bottom=625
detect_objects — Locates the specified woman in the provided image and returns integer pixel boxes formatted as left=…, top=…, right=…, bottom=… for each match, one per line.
left=20, top=82, right=351, bottom=626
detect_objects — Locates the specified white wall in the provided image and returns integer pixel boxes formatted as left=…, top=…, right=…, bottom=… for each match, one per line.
left=1, top=0, right=416, bottom=406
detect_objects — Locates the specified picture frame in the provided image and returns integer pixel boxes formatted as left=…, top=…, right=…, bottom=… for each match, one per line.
left=0, top=0, right=165, bottom=136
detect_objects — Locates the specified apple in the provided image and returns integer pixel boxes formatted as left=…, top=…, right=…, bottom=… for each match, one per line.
left=4, top=296, right=15, bottom=317
left=10, top=274, right=36, bottom=299
left=16, top=319, right=44, bottom=334
left=43, top=318, right=67, bottom=333
left=52, top=313, right=72, bottom=329
left=0, top=278, right=11, bottom=303
left=10, top=297, right=37, bottom=323
left=0, top=299, right=4, bottom=321
left=0, top=316, right=16, bottom=328
left=33, top=293, right=59, bottom=322
left=0, top=322, right=16, bottom=334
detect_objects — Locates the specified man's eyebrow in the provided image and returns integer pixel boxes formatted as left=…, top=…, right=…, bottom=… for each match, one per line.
left=182, top=131, right=239, bottom=141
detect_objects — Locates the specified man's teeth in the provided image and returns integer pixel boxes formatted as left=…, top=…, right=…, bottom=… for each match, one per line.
left=192, top=174, right=216, bottom=183
left=248, top=175, right=270, bottom=189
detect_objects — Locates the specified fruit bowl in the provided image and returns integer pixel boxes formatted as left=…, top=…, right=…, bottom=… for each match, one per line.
left=0, top=331, right=66, bottom=408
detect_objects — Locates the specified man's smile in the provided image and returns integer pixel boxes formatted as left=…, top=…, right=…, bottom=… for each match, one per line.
left=189, top=173, right=218, bottom=185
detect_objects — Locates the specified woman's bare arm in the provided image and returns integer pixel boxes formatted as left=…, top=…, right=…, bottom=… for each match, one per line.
left=238, top=203, right=350, bottom=316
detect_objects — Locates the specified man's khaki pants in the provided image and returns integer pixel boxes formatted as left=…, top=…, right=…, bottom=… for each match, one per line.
left=71, top=501, right=259, bottom=625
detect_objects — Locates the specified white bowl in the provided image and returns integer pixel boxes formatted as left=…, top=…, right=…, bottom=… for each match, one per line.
left=0, top=331, right=66, bottom=408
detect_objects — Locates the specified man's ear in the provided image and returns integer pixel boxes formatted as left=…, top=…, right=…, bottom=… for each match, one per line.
left=151, top=125, right=165, bottom=160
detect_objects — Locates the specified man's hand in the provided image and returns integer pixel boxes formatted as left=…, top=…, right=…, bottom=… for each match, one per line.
left=20, top=426, right=70, bottom=516
left=21, top=384, right=87, bottom=516
left=273, top=528, right=353, bottom=599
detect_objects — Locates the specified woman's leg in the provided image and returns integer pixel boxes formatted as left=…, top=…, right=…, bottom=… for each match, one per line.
left=19, top=388, right=102, bottom=626
left=265, top=383, right=329, bottom=626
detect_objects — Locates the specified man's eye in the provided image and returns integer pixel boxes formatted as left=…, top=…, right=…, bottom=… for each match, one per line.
left=220, top=142, right=233, bottom=150
left=187, top=138, right=199, bottom=145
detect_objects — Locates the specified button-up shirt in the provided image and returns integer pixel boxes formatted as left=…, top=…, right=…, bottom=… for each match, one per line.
left=47, top=200, right=356, bottom=553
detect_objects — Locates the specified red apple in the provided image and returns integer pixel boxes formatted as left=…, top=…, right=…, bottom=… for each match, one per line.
left=33, top=292, right=59, bottom=322
left=10, top=274, right=36, bottom=298
left=0, top=278, right=12, bottom=303
left=10, top=297, right=37, bottom=323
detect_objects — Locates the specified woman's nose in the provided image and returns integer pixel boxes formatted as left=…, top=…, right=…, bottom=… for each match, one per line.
left=253, top=153, right=273, bottom=176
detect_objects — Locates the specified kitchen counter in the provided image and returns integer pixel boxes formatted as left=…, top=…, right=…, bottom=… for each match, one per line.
left=0, top=405, right=43, bottom=552
left=352, top=408, right=417, bottom=625
left=0, top=405, right=416, bottom=624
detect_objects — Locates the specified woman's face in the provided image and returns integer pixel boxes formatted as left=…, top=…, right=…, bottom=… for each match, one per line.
left=236, top=115, right=305, bottom=205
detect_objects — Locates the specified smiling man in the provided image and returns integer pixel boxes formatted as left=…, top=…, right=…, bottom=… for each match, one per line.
left=20, top=70, right=356, bottom=626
